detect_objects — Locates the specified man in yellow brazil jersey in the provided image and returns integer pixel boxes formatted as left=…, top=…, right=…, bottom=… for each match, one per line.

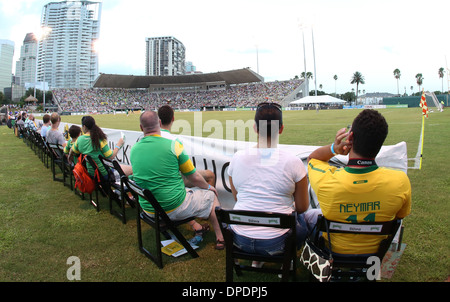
left=307, top=109, right=411, bottom=255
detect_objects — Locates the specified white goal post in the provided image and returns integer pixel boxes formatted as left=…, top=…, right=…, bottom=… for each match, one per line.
left=424, top=91, right=444, bottom=112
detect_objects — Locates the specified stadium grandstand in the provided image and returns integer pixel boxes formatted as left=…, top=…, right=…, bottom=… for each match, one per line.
left=51, top=68, right=307, bottom=113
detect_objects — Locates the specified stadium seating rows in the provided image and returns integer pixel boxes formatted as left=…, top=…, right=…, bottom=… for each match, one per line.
left=52, top=79, right=303, bottom=113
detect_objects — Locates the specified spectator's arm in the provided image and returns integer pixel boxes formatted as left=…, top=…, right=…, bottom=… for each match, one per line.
left=293, top=176, right=309, bottom=213
left=229, top=176, right=237, bottom=201
left=185, top=171, right=218, bottom=196
left=307, top=127, right=352, bottom=163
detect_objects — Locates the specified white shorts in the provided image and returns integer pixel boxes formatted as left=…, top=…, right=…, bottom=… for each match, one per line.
left=166, top=187, right=215, bottom=221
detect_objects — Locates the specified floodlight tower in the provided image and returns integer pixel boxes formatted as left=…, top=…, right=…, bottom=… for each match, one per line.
left=311, top=26, right=317, bottom=97
left=298, top=22, right=309, bottom=97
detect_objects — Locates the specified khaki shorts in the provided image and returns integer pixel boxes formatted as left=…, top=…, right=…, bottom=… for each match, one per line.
left=167, top=188, right=215, bottom=221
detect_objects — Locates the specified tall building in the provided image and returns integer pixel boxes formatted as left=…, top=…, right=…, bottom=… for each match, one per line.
left=39, top=0, right=102, bottom=89
left=15, top=33, right=38, bottom=87
left=145, top=37, right=185, bottom=76
left=185, top=61, right=195, bottom=73
left=0, top=40, right=14, bottom=94
left=185, top=61, right=202, bottom=75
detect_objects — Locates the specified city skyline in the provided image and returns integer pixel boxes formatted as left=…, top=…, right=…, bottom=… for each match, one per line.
left=0, top=0, right=449, bottom=94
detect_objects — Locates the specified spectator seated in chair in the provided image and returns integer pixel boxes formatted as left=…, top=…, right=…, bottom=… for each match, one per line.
left=130, top=111, right=224, bottom=249
left=70, top=116, right=132, bottom=181
left=64, top=125, right=82, bottom=165
left=307, top=109, right=411, bottom=256
left=227, top=101, right=320, bottom=265
left=45, top=112, right=66, bottom=148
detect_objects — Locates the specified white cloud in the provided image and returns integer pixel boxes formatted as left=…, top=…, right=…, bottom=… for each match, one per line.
left=0, top=0, right=33, bottom=15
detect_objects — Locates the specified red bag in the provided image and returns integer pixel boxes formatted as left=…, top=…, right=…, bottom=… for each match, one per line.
left=73, top=154, right=99, bottom=194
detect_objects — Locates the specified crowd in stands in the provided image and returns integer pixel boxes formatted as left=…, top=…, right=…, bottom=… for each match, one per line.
left=52, top=79, right=303, bottom=113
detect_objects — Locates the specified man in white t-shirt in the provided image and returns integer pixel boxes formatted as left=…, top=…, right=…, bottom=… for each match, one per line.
left=228, top=102, right=319, bottom=256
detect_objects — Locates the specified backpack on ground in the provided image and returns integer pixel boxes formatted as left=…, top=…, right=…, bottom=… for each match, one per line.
left=73, top=154, right=99, bottom=194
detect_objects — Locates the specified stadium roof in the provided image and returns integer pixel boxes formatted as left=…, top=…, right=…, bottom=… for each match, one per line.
left=93, top=68, right=264, bottom=89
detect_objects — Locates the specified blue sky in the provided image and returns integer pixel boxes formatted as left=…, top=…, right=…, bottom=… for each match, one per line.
left=1, top=0, right=449, bottom=94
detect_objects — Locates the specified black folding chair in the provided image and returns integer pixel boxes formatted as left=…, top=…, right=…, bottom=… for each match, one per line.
left=215, top=207, right=297, bottom=282
left=122, top=176, right=199, bottom=269
left=308, top=215, right=402, bottom=281
left=98, top=156, right=135, bottom=224
left=32, top=130, right=45, bottom=163
left=47, top=142, right=72, bottom=188
left=15, top=123, right=25, bottom=140
left=85, top=155, right=106, bottom=212
left=20, top=125, right=29, bottom=144
left=28, top=128, right=38, bottom=154
left=38, top=135, right=51, bottom=168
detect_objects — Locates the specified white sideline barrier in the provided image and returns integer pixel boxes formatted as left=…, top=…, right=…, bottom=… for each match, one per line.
left=56, top=121, right=408, bottom=209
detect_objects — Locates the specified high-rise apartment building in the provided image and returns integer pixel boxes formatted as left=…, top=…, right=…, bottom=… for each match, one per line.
left=39, top=0, right=101, bottom=89
left=145, top=37, right=185, bottom=76
left=185, top=61, right=195, bottom=73
left=15, top=33, right=38, bottom=87
left=0, top=40, right=14, bottom=94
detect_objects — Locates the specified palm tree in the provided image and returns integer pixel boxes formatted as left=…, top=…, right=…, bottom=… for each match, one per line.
left=393, top=69, right=401, bottom=96
left=438, top=67, right=445, bottom=93
left=301, top=72, right=313, bottom=80
left=415, top=73, right=424, bottom=92
left=333, top=75, right=338, bottom=96
left=350, top=71, right=365, bottom=105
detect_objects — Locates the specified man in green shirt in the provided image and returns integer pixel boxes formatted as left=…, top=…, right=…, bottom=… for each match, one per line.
left=130, top=111, right=224, bottom=249
left=157, top=104, right=216, bottom=187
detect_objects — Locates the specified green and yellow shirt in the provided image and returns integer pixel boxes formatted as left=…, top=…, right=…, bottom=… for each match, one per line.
left=72, top=134, right=113, bottom=177
left=64, top=138, right=78, bottom=165
left=130, top=135, right=196, bottom=213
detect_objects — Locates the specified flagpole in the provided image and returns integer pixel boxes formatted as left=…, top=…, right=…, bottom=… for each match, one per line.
left=419, top=88, right=428, bottom=170
left=419, top=114, right=425, bottom=169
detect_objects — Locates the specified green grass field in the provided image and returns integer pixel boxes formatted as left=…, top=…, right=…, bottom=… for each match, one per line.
left=0, top=108, right=448, bottom=282
left=61, top=108, right=424, bottom=153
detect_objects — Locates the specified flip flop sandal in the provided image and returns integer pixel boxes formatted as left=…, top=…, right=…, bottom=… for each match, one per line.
left=215, top=239, right=226, bottom=250
left=194, top=223, right=210, bottom=237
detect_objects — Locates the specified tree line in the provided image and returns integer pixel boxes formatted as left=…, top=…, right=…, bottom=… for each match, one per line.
left=297, top=67, right=448, bottom=104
